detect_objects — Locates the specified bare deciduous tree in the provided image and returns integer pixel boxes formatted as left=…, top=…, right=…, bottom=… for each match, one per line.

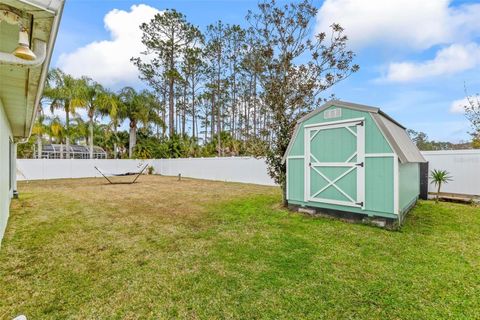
left=247, top=0, right=359, bottom=205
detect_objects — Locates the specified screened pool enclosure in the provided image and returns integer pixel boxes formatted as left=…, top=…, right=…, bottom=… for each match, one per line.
left=34, top=144, right=107, bottom=159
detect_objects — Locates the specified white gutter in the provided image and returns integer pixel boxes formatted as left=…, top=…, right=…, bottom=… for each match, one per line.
left=18, top=0, right=56, bottom=14
left=20, top=0, right=65, bottom=141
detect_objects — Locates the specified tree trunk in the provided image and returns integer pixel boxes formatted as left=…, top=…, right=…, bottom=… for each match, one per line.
left=263, top=112, right=267, bottom=136
left=203, top=110, right=207, bottom=143
left=168, top=77, right=175, bottom=137
left=129, top=120, right=137, bottom=158
left=246, top=98, right=250, bottom=139
left=232, top=73, right=236, bottom=138
left=175, top=94, right=180, bottom=136
left=182, top=84, right=187, bottom=136
left=113, top=122, right=118, bottom=159
left=281, top=180, right=287, bottom=207
left=162, top=85, right=167, bottom=138
left=210, top=94, right=215, bottom=142
left=169, top=30, right=176, bottom=137
left=216, top=50, right=222, bottom=155
left=436, top=183, right=441, bottom=203
left=36, top=135, right=42, bottom=159
left=253, top=73, right=257, bottom=136
left=89, top=115, right=94, bottom=159
left=217, top=102, right=221, bottom=156
left=65, top=106, right=70, bottom=159
left=191, top=76, right=196, bottom=139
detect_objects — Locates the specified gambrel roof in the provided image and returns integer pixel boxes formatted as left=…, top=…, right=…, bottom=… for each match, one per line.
left=283, top=100, right=426, bottom=164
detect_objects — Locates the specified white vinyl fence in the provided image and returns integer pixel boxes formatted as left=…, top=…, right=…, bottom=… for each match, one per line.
left=422, top=150, right=480, bottom=196
left=16, top=157, right=276, bottom=186
left=156, top=157, right=275, bottom=186
left=16, top=150, right=480, bottom=194
left=16, top=159, right=154, bottom=181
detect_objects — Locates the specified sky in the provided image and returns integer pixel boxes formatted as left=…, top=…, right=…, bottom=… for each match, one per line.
left=51, top=0, right=480, bottom=142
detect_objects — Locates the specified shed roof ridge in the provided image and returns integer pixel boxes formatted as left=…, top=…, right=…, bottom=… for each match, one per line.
left=297, top=100, right=406, bottom=130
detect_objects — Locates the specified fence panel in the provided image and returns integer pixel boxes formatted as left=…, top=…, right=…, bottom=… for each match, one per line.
left=17, top=159, right=152, bottom=181
left=17, top=157, right=275, bottom=186
left=17, top=151, right=480, bottom=194
left=422, top=150, right=480, bottom=196
left=152, top=157, right=275, bottom=186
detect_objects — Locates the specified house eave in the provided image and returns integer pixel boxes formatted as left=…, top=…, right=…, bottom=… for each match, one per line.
left=23, top=0, right=65, bottom=140
left=0, top=0, right=65, bottom=140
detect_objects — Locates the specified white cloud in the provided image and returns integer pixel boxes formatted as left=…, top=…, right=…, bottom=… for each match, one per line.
left=450, top=98, right=468, bottom=114
left=315, top=0, right=480, bottom=50
left=57, top=4, right=161, bottom=88
left=383, top=43, right=480, bottom=82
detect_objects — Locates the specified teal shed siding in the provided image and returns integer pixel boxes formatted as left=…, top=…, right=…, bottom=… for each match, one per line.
left=289, top=106, right=393, bottom=156
left=286, top=105, right=398, bottom=219
left=365, top=157, right=394, bottom=214
left=286, top=101, right=425, bottom=224
left=398, top=163, right=420, bottom=215
left=287, top=158, right=304, bottom=202
left=303, top=107, right=393, bottom=154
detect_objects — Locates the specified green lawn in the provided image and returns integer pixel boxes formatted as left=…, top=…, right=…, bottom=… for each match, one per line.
left=0, top=176, right=479, bottom=319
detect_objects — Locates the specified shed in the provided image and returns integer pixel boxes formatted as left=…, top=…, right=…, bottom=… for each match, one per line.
left=284, top=100, right=426, bottom=225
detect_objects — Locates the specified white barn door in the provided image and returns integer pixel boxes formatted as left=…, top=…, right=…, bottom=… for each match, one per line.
left=304, top=118, right=365, bottom=209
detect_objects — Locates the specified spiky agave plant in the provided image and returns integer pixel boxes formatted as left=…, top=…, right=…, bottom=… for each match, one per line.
left=430, top=169, right=453, bottom=203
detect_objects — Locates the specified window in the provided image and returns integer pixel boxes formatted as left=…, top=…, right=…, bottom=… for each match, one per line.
left=324, top=108, right=342, bottom=120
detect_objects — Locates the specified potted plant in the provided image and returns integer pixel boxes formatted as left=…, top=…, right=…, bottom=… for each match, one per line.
left=147, top=165, right=155, bottom=175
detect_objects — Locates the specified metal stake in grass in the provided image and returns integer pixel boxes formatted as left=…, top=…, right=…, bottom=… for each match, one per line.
left=178, top=173, right=181, bottom=181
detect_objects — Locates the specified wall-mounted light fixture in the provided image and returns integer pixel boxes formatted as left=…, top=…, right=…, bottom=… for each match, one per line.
left=0, top=9, right=37, bottom=61
left=13, top=27, right=36, bottom=60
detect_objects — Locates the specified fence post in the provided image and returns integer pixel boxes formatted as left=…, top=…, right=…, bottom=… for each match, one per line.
left=419, top=162, right=429, bottom=200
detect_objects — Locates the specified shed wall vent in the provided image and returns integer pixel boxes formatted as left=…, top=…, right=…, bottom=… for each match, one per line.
left=324, top=108, right=342, bottom=119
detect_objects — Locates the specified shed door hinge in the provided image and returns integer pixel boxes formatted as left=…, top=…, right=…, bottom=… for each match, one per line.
left=356, top=162, right=364, bottom=167
left=357, top=121, right=364, bottom=127
left=356, top=201, right=364, bottom=207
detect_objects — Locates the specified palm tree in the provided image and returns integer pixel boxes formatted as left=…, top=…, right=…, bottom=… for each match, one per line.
left=119, top=87, right=139, bottom=158
left=70, top=116, right=88, bottom=145
left=98, top=89, right=122, bottom=158
left=136, top=90, right=164, bottom=135
left=92, top=123, right=111, bottom=154
left=119, top=87, right=163, bottom=158
left=430, top=169, right=453, bottom=203
left=48, top=116, right=65, bottom=158
left=75, top=77, right=106, bottom=159
left=31, top=107, right=48, bottom=159
left=44, top=69, right=85, bottom=159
